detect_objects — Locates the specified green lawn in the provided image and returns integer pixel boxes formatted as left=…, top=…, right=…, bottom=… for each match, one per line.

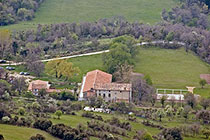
left=0, top=124, right=58, bottom=140
left=2, top=0, right=178, bottom=30
left=69, top=47, right=210, bottom=89
left=135, top=47, right=210, bottom=88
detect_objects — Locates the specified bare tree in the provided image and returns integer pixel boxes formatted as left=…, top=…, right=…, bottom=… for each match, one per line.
left=25, top=53, right=45, bottom=77
left=11, top=77, right=27, bottom=94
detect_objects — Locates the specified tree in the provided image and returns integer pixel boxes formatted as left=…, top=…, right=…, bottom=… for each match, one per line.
left=25, top=53, right=45, bottom=77
left=88, top=96, right=104, bottom=108
left=131, top=75, right=155, bottom=104
left=0, top=29, right=11, bottom=59
left=45, top=60, right=80, bottom=80
left=196, top=110, right=210, bottom=124
left=111, top=35, right=138, bottom=57
left=39, top=89, right=47, bottom=97
left=113, top=62, right=133, bottom=82
left=182, top=105, right=191, bottom=121
left=160, top=96, right=167, bottom=108
left=17, top=8, right=33, bottom=21
left=156, top=109, right=165, bottom=122
left=11, top=77, right=27, bottom=94
left=199, top=79, right=207, bottom=88
left=0, top=81, right=10, bottom=98
left=200, top=98, right=210, bottom=110
left=0, top=68, right=7, bottom=80
left=184, top=93, right=197, bottom=109
left=144, top=75, right=153, bottom=86
left=103, top=43, right=133, bottom=74
left=55, top=110, right=62, bottom=119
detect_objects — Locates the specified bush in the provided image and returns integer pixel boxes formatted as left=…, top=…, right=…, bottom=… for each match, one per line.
left=0, top=134, right=4, bottom=140
left=0, top=109, right=11, bottom=120
left=18, top=107, right=25, bottom=116
left=82, top=112, right=103, bottom=121
left=30, top=134, right=45, bottom=140
left=2, top=116, right=10, bottom=123
left=159, top=128, right=183, bottom=140
left=107, top=117, right=132, bottom=131
left=202, top=128, right=210, bottom=139
left=133, top=130, right=153, bottom=140
left=33, top=120, right=52, bottom=131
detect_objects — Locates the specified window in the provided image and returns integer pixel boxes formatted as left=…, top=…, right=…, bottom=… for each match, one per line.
left=103, top=94, right=105, bottom=98
left=99, top=93, right=101, bottom=96
left=108, top=94, right=111, bottom=97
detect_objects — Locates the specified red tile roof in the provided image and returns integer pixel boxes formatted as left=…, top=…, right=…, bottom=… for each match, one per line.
left=83, top=70, right=112, bottom=93
left=28, top=80, right=50, bottom=91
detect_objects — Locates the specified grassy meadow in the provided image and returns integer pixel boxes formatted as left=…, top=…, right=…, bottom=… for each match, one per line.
left=1, top=0, right=178, bottom=30
left=10, top=46, right=210, bottom=93
left=0, top=124, right=58, bottom=140
left=68, top=47, right=210, bottom=89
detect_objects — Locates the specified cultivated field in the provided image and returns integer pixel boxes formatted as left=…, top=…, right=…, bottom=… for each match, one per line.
left=0, top=124, right=58, bottom=140
left=2, top=0, right=177, bottom=30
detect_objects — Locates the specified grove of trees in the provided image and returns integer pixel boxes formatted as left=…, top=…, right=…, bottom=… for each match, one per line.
left=0, top=0, right=44, bottom=26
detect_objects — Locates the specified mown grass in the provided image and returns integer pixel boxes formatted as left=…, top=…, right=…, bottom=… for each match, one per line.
left=0, top=124, right=58, bottom=140
left=1, top=0, right=178, bottom=30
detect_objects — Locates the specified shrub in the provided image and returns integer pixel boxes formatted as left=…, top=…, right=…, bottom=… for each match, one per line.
left=2, top=116, right=10, bottom=123
left=0, top=134, right=4, bottom=140
left=202, top=128, right=210, bottom=139
left=82, top=112, right=103, bottom=121
left=18, top=107, right=25, bottom=116
left=133, top=130, right=154, bottom=140
left=159, top=128, right=183, bottom=140
left=30, top=134, right=45, bottom=140
left=33, top=120, right=52, bottom=131
left=0, top=109, right=11, bottom=120
left=55, top=110, right=62, bottom=119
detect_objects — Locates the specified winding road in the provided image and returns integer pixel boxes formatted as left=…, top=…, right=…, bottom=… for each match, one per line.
left=0, top=40, right=186, bottom=66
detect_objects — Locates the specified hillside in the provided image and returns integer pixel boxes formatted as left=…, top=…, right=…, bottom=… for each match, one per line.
left=0, top=124, right=58, bottom=140
left=2, top=0, right=177, bottom=30
left=68, top=47, right=210, bottom=89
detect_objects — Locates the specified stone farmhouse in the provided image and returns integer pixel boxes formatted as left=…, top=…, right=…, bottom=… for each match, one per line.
left=79, top=70, right=132, bottom=102
left=28, top=80, right=51, bottom=95
left=28, top=80, right=62, bottom=94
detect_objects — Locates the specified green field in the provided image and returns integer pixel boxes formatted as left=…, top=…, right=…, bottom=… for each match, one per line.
left=69, top=47, right=210, bottom=89
left=2, top=0, right=178, bottom=30
left=0, top=124, right=58, bottom=140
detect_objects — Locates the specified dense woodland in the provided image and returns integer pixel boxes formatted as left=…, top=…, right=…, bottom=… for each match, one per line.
left=0, top=0, right=44, bottom=26
left=0, top=17, right=210, bottom=64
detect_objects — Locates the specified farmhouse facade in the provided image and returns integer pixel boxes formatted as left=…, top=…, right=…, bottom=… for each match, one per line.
left=79, top=70, right=132, bottom=102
